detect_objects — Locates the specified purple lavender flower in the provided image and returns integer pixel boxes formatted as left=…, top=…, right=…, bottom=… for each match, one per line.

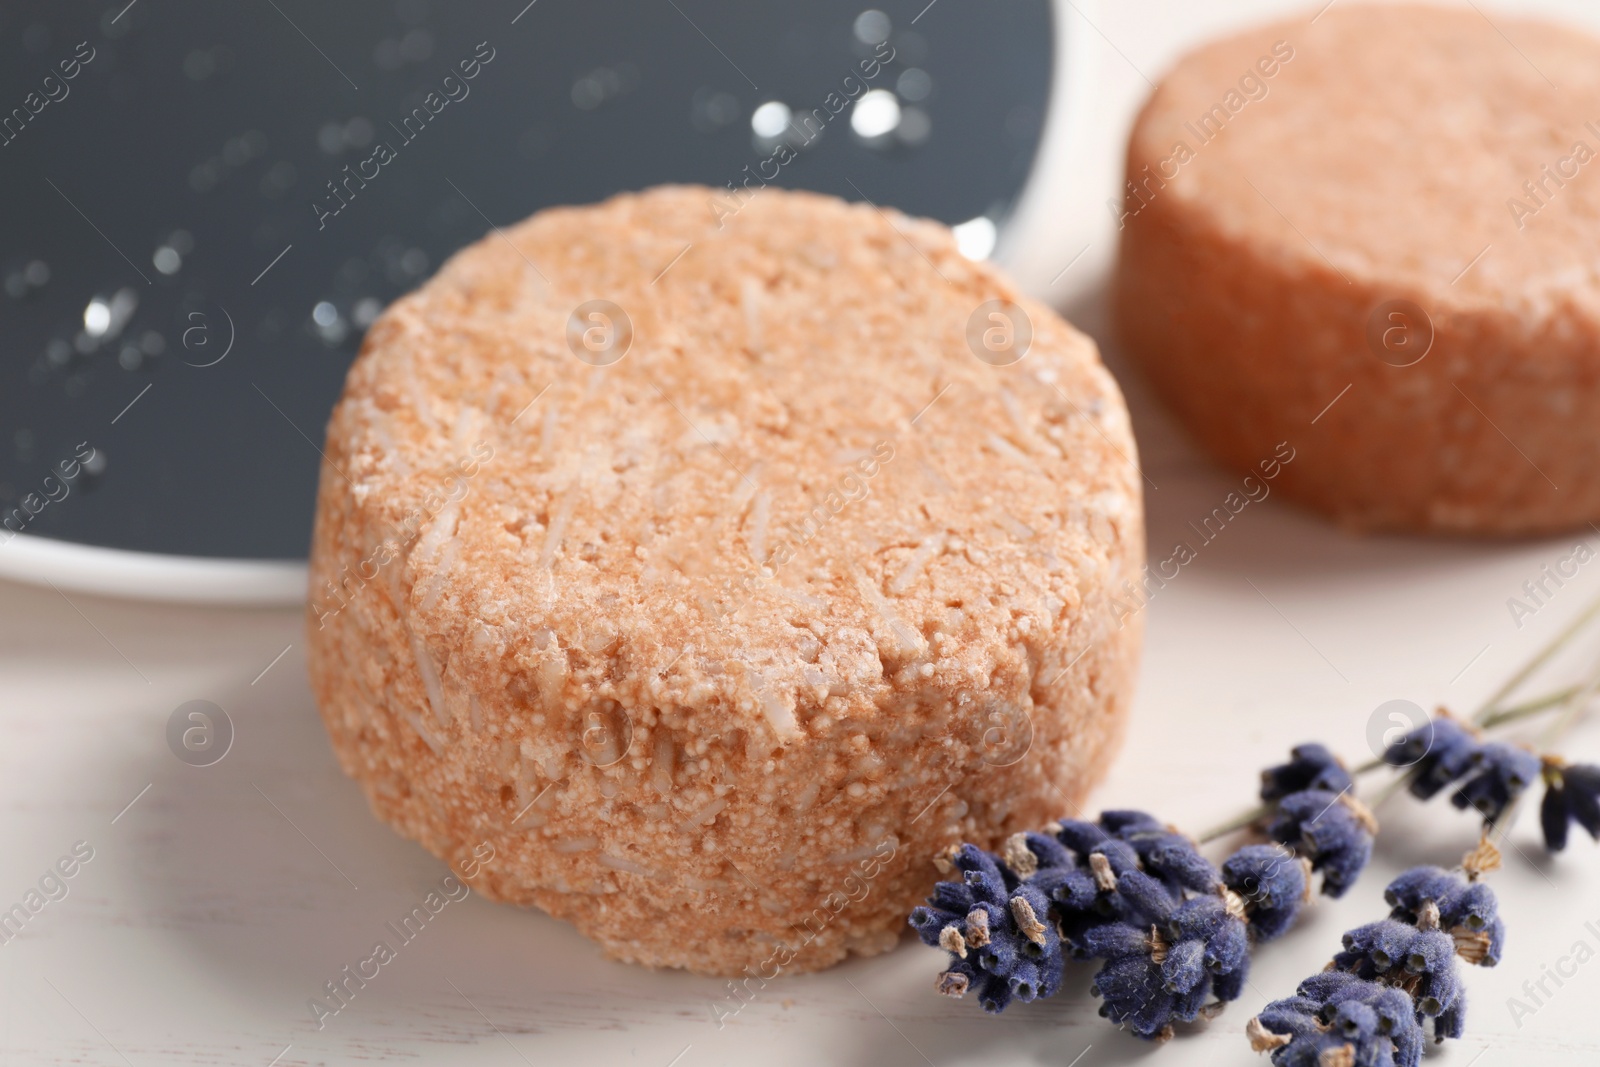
left=1250, top=972, right=1424, bottom=1067
left=1220, top=844, right=1310, bottom=941
left=1383, top=715, right=1481, bottom=799
left=908, top=842, right=1065, bottom=1012
left=1098, top=809, right=1167, bottom=835
left=1090, top=951, right=1178, bottom=1039
left=1264, top=789, right=1377, bottom=898
left=1260, top=743, right=1353, bottom=802
left=1050, top=814, right=1243, bottom=1038
left=1539, top=760, right=1600, bottom=852
left=1382, top=866, right=1456, bottom=914
left=1253, top=864, right=1500, bottom=1065
left=1384, top=865, right=1504, bottom=967
left=1124, top=827, right=1222, bottom=896
left=1331, top=919, right=1418, bottom=976
left=1083, top=837, right=1314, bottom=1039
left=1334, top=920, right=1462, bottom=1019
left=1450, top=743, right=1540, bottom=825
left=1083, top=867, right=1250, bottom=1039
left=912, top=812, right=1265, bottom=1036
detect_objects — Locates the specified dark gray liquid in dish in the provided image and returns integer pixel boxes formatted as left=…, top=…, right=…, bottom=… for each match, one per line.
left=0, top=0, right=1051, bottom=560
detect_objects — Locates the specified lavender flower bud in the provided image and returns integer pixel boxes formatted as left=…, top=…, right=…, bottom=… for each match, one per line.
left=1010, top=884, right=1056, bottom=947
left=1540, top=762, right=1600, bottom=851
left=1018, top=830, right=1075, bottom=871
left=1056, top=818, right=1110, bottom=855
left=967, top=899, right=1005, bottom=939
left=1433, top=987, right=1467, bottom=1040
left=1081, top=921, right=1151, bottom=961
left=1336, top=919, right=1417, bottom=975
left=1383, top=865, right=1457, bottom=915
left=1248, top=906, right=1301, bottom=943
left=1090, top=954, right=1159, bottom=1023
left=1267, top=790, right=1375, bottom=898
left=1387, top=716, right=1480, bottom=799
left=964, top=871, right=1008, bottom=913
left=1029, top=943, right=1067, bottom=1000
left=1115, top=868, right=1178, bottom=925
left=1450, top=743, right=1540, bottom=825
left=907, top=907, right=948, bottom=949
left=952, top=843, right=1014, bottom=899
left=1298, top=801, right=1365, bottom=856
left=1167, top=895, right=1229, bottom=942
left=930, top=878, right=976, bottom=915
left=1127, top=990, right=1177, bottom=1040
left=1007, top=958, right=1049, bottom=1002
left=1211, top=966, right=1248, bottom=1004
left=1261, top=743, right=1354, bottom=802
left=1172, top=971, right=1213, bottom=1022
left=1204, top=917, right=1249, bottom=975
left=1542, top=778, right=1572, bottom=852
left=1329, top=1000, right=1379, bottom=1044
left=1222, top=844, right=1305, bottom=912
left=1090, top=838, right=1143, bottom=880
left=1256, top=997, right=1321, bottom=1037
left=1222, top=843, right=1309, bottom=941
left=1417, top=963, right=1463, bottom=1017
left=1317, top=836, right=1375, bottom=898
left=1402, top=928, right=1457, bottom=978
left=1035, top=866, right=1099, bottom=912
left=1143, top=833, right=1222, bottom=895
left=975, top=934, right=1019, bottom=978
left=1161, top=937, right=1207, bottom=994
left=1568, top=764, right=1600, bottom=836
left=977, top=974, right=1013, bottom=1014
left=1438, top=881, right=1497, bottom=933
left=1368, top=985, right=1418, bottom=1041
left=1099, top=809, right=1167, bottom=834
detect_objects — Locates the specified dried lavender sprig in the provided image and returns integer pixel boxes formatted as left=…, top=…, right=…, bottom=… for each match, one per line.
left=1247, top=671, right=1600, bottom=1064
left=912, top=603, right=1600, bottom=1043
left=1221, top=716, right=1539, bottom=901
left=1237, top=597, right=1600, bottom=842
left=1206, top=695, right=1587, bottom=901
left=1263, top=683, right=1595, bottom=875
left=910, top=812, right=1309, bottom=1037
left=1195, top=695, right=1574, bottom=846
left=1249, top=865, right=1501, bottom=1067
left=1263, top=789, right=1378, bottom=898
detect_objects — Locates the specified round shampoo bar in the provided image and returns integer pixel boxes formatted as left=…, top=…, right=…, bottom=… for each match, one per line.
left=306, top=186, right=1143, bottom=975
left=1115, top=3, right=1600, bottom=534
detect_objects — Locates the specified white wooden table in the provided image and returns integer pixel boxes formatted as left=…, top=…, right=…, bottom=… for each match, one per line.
left=7, top=2, right=1600, bottom=1063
